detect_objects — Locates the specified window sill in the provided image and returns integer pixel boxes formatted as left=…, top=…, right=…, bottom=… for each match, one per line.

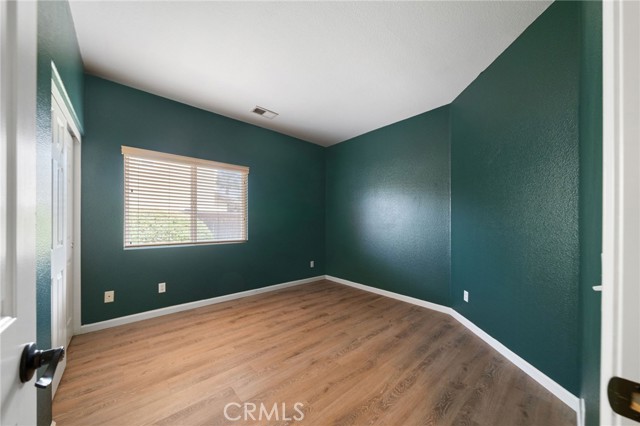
left=123, top=240, right=248, bottom=250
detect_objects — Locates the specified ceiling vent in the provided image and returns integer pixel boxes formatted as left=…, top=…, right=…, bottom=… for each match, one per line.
left=252, top=106, right=278, bottom=119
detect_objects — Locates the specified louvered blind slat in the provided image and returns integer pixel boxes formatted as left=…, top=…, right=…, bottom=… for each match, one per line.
left=122, top=146, right=249, bottom=248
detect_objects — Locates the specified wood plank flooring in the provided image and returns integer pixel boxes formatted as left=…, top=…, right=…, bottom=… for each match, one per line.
left=52, top=280, right=576, bottom=426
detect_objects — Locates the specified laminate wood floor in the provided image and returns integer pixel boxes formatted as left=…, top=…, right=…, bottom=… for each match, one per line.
left=53, top=280, right=575, bottom=426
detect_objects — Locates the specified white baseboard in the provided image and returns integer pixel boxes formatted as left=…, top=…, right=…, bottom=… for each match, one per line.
left=76, top=273, right=580, bottom=418
left=450, top=310, right=580, bottom=412
left=577, top=398, right=585, bottom=426
left=77, top=276, right=323, bottom=334
left=325, top=275, right=451, bottom=314
left=324, top=275, right=580, bottom=415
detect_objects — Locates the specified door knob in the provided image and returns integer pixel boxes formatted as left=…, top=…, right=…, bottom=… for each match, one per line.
left=19, top=342, right=65, bottom=389
left=608, top=376, right=640, bottom=423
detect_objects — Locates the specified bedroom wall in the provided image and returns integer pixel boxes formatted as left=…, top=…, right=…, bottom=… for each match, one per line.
left=81, top=76, right=325, bottom=324
left=36, top=0, right=85, bottom=424
left=578, top=1, right=603, bottom=423
left=450, top=0, right=581, bottom=394
left=325, top=106, right=451, bottom=306
left=36, top=1, right=84, bottom=426
left=325, top=0, right=596, bottom=399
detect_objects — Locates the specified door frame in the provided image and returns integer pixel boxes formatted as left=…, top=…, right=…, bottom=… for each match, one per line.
left=50, top=63, right=82, bottom=338
left=600, top=0, right=640, bottom=424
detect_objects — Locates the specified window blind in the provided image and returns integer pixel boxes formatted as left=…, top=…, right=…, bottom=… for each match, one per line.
left=122, top=146, right=249, bottom=248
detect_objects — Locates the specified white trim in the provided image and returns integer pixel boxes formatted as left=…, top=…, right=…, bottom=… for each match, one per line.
left=51, top=62, right=82, bottom=134
left=51, top=83, right=81, bottom=143
left=77, top=276, right=323, bottom=334
left=601, top=1, right=640, bottom=425
left=72, top=140, right=81, bottom=335
left=450, top=310, right=579, bottom=412
left=325, top=275, right=450, bottom=314
left=51, top=81, right=83, bottom=352
left=121, top=145, right=249, bottom=173
left=600, top=1, right=616, bottom=423
left=578, top=398, right=586, bottom=426
left=50, top=68, right=83, bottom=336
left=324, top=275, right=580, bottom=414
left=75, top=272, right=580, bottom=416
left=0, top=1, right=38, bottom=423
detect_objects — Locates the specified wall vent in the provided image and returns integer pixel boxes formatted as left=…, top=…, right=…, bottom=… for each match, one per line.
left=252, top=106, right=278, bottom=119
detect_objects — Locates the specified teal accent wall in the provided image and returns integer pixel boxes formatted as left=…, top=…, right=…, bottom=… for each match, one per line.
left=81, top=75, right=325, bottom=324
left=325, top=106, right=451, bottom=305
left=450, top=1, right=581, bottom=394
left=579, top=1, right=603, bottom=424
left=323, top=1, right=603, bottom=401
left=36, top=1, right=84, bottom=424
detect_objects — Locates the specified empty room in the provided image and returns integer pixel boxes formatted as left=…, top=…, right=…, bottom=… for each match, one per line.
left=2, top=0, right=639, bottom=425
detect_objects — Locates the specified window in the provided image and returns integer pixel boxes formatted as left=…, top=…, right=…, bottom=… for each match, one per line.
left=122, top=146, right=249, bottom=248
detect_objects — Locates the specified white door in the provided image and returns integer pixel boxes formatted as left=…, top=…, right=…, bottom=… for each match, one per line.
left=0, top=0, right=39, bottom=424
left=601, top=0, right=640, bottom=425
left=50, top=96, right=71, bottom=397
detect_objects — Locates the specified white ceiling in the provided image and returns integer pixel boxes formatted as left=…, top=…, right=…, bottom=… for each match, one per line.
left=69, top=1, right=552, bottom=146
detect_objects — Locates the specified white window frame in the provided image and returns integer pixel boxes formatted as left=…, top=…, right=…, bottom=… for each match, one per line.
left=122, top=146, right=249, bottom=249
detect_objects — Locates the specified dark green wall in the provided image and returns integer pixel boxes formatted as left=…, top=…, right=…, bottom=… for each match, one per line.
left=451, top=1, right=581, bottom=394
left=579, top=1, right=603, bottom=424
left=323, top=0, right=602, bottom=409
left=82, top=75, right=325, bottom=324
left=325, top=106, right=451, bottom=305
left=36, top=0, right=84, bottom=424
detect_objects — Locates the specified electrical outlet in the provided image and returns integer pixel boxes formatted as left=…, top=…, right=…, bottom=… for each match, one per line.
left=463, top=290, right=469, bottom=303
left=158, top=282, right=166, bottom=293
left=310, top=260, right=315, bottom=268
left=104, top=290, right=115, bottom=303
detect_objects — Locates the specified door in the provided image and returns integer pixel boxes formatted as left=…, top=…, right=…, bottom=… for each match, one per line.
left=50, top=96, right=71, bottom=396
left=0, top=0, right=39, bottom=424
left=601, top=0, right=640, bottom=424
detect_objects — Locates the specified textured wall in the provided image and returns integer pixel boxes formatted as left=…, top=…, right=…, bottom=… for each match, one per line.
left=82, top=76, right=325, bottom=324
left=36, top=1, right=85, bottom=424
left=325, top=106, right=451, bottom=305
left=579, top=1, right=603, bottom=424
left=451, top=1, right=581, bottom=394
